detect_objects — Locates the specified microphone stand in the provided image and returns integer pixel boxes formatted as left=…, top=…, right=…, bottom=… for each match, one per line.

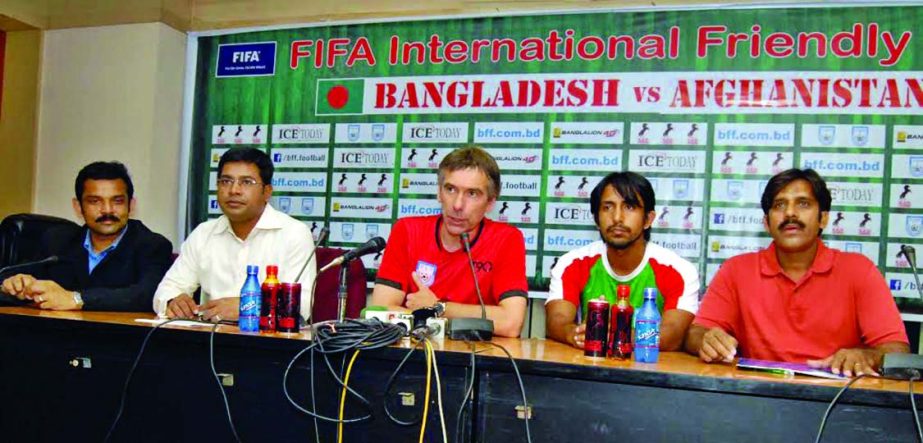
left=907, top=257, right=923, bottom=300
left=901, top=247, right=923, bottom=300
left=337, top=260, right=351, bottom=322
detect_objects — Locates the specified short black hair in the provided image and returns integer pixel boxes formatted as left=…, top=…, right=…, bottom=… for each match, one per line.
left=761, top=168, right=832, bottom=215
left=75, top=161, right=134, bottom=201
left=218, top=148, right=273, bottom=184
left=590, top=171, right=656, bottom=241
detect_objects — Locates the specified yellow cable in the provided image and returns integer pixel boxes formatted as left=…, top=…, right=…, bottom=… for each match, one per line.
left=338, top=349, right=361, bottom=443
left=430, top=340, right=448, bottom=443
left=418, top=340, right=433, bottom=443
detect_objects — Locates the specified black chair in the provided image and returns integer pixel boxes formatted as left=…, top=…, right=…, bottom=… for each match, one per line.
left=0, top=213, right=79, bottom=269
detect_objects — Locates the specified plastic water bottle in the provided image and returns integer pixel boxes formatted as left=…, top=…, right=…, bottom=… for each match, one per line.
left=238, top=265, right=261, bottom=332
left=634, top=288, right=661, bottom=363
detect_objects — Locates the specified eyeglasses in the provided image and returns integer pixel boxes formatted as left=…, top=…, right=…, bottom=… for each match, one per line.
left=217, top=177, right=263, bottom=188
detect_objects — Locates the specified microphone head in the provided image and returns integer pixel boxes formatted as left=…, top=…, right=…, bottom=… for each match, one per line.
left=459, top=232, right=474, bottom=253
left=316, top=226, right=330, bottom=244
left=370, top=236, right=386, bottom=250
left=902, top=245, right=917, bottom=265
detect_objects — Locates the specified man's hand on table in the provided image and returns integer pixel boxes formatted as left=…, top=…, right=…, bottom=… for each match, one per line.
left=199, top=297, right=240, bottom=322
left=808, top=348, right=881, bottom=377
left=166, top=294, right=198, bottom=319
left=167, top=295, right=240, bottom=323
left=405, top=272, right=439, bottom=311
left=27, top=280, right=81, bottom=310
left=569, top=323, right=586, bottom=349
left=2, top=274, right=37, bottom=300
left=698, top=327, right=738, bottom=363
left=2, top=275, right=81, bottom=310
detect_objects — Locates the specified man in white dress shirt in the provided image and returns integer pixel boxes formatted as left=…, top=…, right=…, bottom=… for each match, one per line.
left=153, top=148, right=316, bottom=321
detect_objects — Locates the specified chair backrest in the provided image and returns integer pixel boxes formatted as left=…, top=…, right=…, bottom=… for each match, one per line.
left=311, top=247, right=368, bottom=322
left=0, top=213, right=80, bottom=269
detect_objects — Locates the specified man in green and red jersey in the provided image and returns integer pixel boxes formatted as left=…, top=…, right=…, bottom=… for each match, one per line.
left=370, top=146, right=528, bottom=338
left=686, top=169, right=908, bottom=376
left=545, top=171, right=700, bottom=350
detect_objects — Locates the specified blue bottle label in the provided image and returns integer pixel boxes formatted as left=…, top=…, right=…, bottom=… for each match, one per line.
left=635, top=320, right=660, bottom=347
left=634, top=319, right=660, bottom=363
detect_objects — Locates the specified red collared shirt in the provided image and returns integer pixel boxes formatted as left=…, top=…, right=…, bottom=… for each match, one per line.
left=375, top=215, right=528, bottom=306
left=694, top=240, right=908, bottom=363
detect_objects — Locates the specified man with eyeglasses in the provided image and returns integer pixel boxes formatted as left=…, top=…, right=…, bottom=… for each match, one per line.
left=1, top=161, right=173, bottom=311
left=153, top=148, right=316, bottom=322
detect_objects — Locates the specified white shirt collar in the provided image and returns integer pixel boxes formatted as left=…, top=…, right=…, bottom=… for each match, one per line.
left=213, top=203, right=286, bottom=239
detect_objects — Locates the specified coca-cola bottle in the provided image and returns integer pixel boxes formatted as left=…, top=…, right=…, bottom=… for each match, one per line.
left=610, top=284, right=634, bottom=359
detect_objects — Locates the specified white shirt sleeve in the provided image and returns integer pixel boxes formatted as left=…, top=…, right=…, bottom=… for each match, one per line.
left=152, top=227, right=204, bottom=316
left=675, top=259, right=701, bottom=314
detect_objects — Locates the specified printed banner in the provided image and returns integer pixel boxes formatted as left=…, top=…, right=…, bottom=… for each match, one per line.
left=190, top=5, right=923, bottom=308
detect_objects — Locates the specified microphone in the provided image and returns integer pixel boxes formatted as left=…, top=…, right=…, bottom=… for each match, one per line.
left=319, top=237, right=385, bottom=273
left=295, top=226, right=329, bottom=283
left=447, top=232, right=494, bottom=341
left=901, top=245, right=923, bottom=299
left=461, top=233, right=487, bottom=320
left=902, top=245, right=917, bottom=269
left=0, top=256, right=60, bottom=278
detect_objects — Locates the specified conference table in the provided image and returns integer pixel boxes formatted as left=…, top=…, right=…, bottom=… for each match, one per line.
left=0, top=307, right=918, bottom=442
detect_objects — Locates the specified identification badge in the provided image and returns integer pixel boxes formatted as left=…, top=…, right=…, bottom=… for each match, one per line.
left=415, top=260, right=437, bottom=287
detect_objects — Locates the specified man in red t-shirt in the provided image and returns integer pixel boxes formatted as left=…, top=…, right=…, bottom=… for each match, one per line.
left=371, top=146, right=528, bottom=337
left=686, top=169, right=909, bottom=377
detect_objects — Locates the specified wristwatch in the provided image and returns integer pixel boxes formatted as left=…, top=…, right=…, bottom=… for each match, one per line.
left=433, top=301, right=446, bottom=318
left=72, top=291, right=84, bottom=309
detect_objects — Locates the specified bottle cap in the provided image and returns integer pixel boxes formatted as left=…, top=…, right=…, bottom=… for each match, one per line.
left=617, top=285, right=630, bottom=298
left=246, top=265, right=259, bottom=274
left=266, top=265, right=279, bottom=276
left=643, top=287, right=658, bottom=300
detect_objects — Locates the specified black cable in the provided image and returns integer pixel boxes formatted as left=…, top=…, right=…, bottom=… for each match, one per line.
left=282, top=318, right=406, bottom=423
left=383, top=343, right=425, bottom=426
left=310, top=346, right=320, bottom=443
left=481, top=342, right=532, bottom=443
left=313, top=319, right=405, bottom=353
left=283, top=341, right=369, bottom=423
left=315, top=333, right=375, bottom=413
left=104, top=318, right=186, bottom=442
left=105, top=318, right=226, bottom=442
left=455, top=343, right=477, bottom=443
left=209, top=321, right=242, bottom=443
left=814, top=374, right=866, bottom=443
left=910, top=373, right=923, bottom=442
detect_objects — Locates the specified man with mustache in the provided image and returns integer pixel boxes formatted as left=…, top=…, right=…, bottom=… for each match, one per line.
left=686, top=169, right=908, bottom=376
left=545, top=172, right=700, bottom=350
left=1, top=162, right=173, bottom=311
left=153, top=148, right=316, bottom=322
left=370, top=146, right=528, bottom=338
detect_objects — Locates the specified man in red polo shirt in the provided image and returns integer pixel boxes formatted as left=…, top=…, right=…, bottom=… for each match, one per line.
left=686, top=168, right=908, bottom=377
left=371, top=146, right=528, bottom=337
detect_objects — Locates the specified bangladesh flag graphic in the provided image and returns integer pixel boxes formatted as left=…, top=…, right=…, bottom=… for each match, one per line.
left=316, top=79, right=365, bottom=115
